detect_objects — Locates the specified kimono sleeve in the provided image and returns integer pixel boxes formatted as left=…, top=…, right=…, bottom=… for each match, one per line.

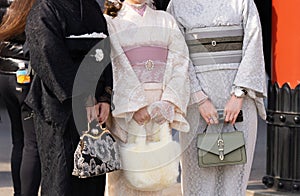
left=160, top=16, right=190, bottom=114
left=25, top=2, right=78, bottom=103
left=95, top=63, right=113, bottom=104
left=167, top=1, right=207, bottom=105
left=233, top=0, right=267, bottom=97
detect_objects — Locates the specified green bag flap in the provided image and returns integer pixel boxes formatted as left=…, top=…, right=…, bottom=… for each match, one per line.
left=197, top=131, right=245, bottom=156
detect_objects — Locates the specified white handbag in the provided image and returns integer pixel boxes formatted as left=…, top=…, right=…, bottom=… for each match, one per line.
left=120, top=122, right=180, bottom=191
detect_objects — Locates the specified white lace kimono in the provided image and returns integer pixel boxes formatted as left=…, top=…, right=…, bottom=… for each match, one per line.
left=168, top=0, right=267, bottom=195
left=105, top=4, right=190, bottom=195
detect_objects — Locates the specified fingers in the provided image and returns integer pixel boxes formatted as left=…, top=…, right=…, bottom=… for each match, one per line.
left=138, top=119, right=150, bottom=126
left=150, top=107, right=169, bottom=125
left=87, top=103, right=111, bottom=124
left=136, top=116, right=150, bottom=126
left=95, top=103, right=100, bottom=117
left=133, top=107, right=151, bottom=125
left=98, top=108, right=108, bottom=124
left=98, top=103, right=110, bottom=124
left=224, top=110, right=239, bottom=124
left=86, top=106, right=97, bottom=123
left=224, top=111, right=232, bottom=123
left=139, top=111, right=150, bottom=125
left=149, top=107, right=159, bottom=119
left=206, top=115, right=219, bottom=125
left=198, top=100, right=219, bottom=125
left=224, top=95, right=243, bottom=124
left=86, top=107, right=92, bottom=123
left=152, top=113, right=167, bottom=125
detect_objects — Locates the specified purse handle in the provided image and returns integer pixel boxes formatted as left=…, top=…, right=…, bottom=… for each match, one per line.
left=202, top=123, right=237, bottom=134
left=85, top=120, right=110, bottom=137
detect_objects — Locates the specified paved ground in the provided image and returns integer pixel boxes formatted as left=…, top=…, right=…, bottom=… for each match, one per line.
left=0, top=95, right=294, bottom=196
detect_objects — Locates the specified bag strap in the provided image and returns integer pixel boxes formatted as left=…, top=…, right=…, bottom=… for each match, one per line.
left=202, top=123, right=237, bottom=134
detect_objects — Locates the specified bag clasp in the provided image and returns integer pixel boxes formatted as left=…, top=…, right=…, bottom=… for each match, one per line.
left=217, top=138, right=224, bottom=160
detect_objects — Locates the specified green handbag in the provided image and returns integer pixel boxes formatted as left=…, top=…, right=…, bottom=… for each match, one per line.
left=197, top=124, right=247, bottom=168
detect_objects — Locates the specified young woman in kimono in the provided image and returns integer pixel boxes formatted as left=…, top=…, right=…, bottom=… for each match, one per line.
left=103, top=0, right=190, bottom=195
left=168, top=0, right=267, bottom=195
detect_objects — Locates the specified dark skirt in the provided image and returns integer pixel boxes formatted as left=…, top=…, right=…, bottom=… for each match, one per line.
left=34, top=114, right=106, bottom=196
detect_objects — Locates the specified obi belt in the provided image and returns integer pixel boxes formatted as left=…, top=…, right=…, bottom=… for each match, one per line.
left=124, top=46, right=168, bottom=84
left=185, top=26, right=243, bottom=66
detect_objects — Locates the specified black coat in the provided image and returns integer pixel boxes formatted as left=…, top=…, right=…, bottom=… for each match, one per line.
left=0, top=0, right=11, bottom=19
left=0, top=34, right=27, bottom=74
left=0, top=0, right=27, bottom=74
left=25, top=0, right=112, bottom=126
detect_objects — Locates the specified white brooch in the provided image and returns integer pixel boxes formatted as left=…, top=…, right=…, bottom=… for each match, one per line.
left=91, top=49, right=104, bottom=62
left=145, top=60, right=154, bottom=71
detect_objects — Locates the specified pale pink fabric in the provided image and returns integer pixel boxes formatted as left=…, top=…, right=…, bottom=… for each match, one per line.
left=124, top=46, right=168, bottom=83
left=124, top=46, right=168, bottom=64
left=124, top=2, right=147, bottom=16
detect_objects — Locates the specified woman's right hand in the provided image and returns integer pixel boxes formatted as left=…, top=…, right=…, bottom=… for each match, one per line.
left=133, top=107, right=151, bottom=126
left=198, top=99, right=219, bottom=125
left=86, top=104, right=99, bottom=123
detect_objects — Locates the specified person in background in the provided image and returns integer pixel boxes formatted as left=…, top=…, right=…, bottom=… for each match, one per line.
left=168, top=0, right=267, bottom=195
left=25, top=0, right=112, bottom=195
left=153, top=0, right=170, bottom=10
left=0, top=0, right=41, bottom=195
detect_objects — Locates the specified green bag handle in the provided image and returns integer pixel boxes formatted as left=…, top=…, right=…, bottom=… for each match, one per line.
left=202, top=123, right=237, bottom=134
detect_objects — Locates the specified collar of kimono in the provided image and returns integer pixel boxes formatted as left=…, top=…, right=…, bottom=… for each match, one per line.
left=124, top=2, right=147, bottom=16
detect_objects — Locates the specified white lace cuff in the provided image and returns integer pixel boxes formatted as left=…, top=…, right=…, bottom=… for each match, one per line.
left=148, top=101, right=175, bottom=122
left=125, top=112, right=134, bottom=123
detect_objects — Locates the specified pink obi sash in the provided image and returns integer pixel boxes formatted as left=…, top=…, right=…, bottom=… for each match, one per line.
left=124, top=46, right=168, bottom=83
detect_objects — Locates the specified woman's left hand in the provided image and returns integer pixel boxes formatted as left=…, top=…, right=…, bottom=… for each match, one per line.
left=198, top=99, right=218, bottom=125
left=97, top=102, right=110, bottom=124
left=224, top=95, right=243, bottom=124
left=148, top=101, right=175, bottom=125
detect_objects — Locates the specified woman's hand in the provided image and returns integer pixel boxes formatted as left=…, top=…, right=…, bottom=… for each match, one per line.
left=86, top=104, right=99, bottom=123
left=224, top=95, right=243, bottom=124
left=86, top=102, right=110, bottom=124
left=198, top=99, right=219, bottom=125
left=97, top=102, right=110, bottom=124
left=148, top=101, right=175, bottom=125
left=133, top=107, right=151, bottom=125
